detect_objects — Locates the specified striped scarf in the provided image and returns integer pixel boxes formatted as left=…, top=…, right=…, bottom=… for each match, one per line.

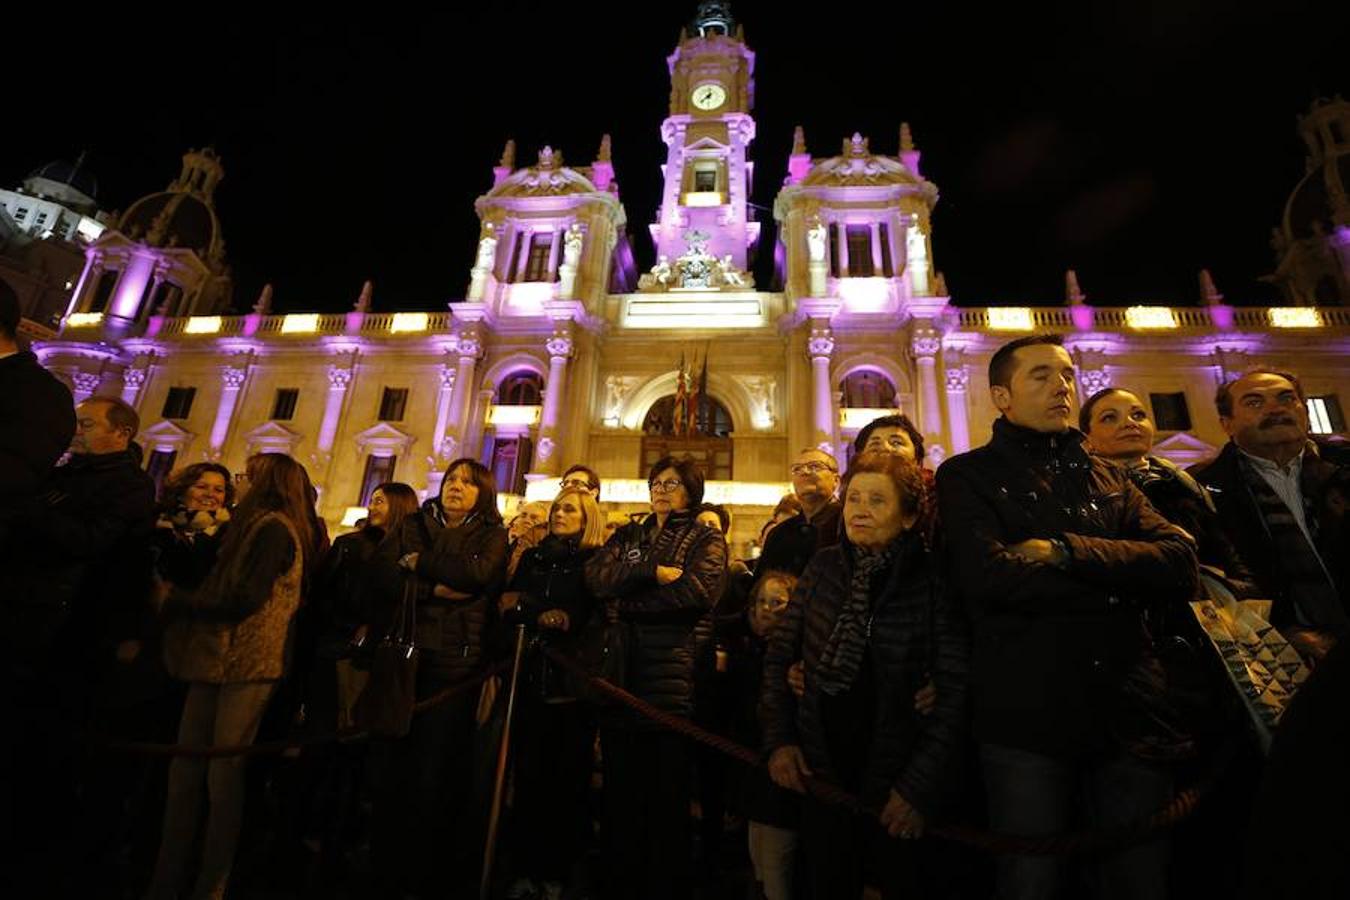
left=1236, top=454, right=1348, bottom=630
left=816, top=542, right=896, bottom=696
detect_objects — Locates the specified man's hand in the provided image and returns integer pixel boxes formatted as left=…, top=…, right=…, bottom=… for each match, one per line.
left=787, top=661, right=805, bottom=698
left=539, top=609, right=571, bottom=631
left=656, top=565, right=683, bottom=585
left=499, top=591, right=521, bottom=612
left=433, top=584, right=472, bottom=600
left=115, top=640, right=142, bottom=664
left=399, top=552, right=419, bottom=571
left=914, top=679, right=937, bottom=715
left=879, top=789, right=925, bottom=839
left=768, top=745, right=813, bottom=794
left=1006, top=539, right=1067, bottom=567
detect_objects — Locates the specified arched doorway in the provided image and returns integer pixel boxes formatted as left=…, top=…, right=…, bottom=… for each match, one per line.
left=639, top=394, right=734, bottom=480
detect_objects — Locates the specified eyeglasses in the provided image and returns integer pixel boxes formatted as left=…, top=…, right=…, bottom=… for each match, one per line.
left=559, top=477, right=596, bottom=491
left=649, top=478, right=683, bottom=494
left=789, top=462, right=837, bottom=476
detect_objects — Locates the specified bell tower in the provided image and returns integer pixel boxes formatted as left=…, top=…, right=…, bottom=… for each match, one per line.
left=650, top=1, right=759, bottom=281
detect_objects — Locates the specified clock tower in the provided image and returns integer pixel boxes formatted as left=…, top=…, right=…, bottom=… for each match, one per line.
left=650, top=2, right=760, bottom=281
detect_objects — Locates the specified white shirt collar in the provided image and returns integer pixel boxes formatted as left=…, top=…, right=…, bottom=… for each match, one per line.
left=1239, top=446, right=1304, bottom=479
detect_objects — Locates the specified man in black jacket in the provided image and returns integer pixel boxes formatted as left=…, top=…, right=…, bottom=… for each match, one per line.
left=2, top=394, right=155, bottom=894
left=756, top=447, right=842, bottom=577
left=0, top=284, right=74, bottom=508
left=936, top=334, right=1197, bottom=900
left=1188, top=369, right=1349, bottom=637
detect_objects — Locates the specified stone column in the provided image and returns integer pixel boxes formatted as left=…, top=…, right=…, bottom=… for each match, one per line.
left=533, top=330, right=573, bottom=476
left=944, top=364, right=971, bottom=455
left=442, top=331, right=484, bottom=463
left=207, top=359, right=250, bottom=460
left=429, top=360, right=458, bottom=466
left=911, top=328, right=943, bottom=437
left=317, top=361, right=354, bottom=457
left=807, top=324, right=839, bottom=455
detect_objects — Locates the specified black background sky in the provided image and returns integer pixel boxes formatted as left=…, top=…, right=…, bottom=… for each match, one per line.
left=4, top=1, right=1344, bottom=312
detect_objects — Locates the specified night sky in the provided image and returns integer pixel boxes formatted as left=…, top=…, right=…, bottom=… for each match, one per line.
left=4, top=1, right=1343, bottom=313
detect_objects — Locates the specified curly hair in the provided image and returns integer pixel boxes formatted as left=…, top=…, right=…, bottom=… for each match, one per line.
left=159, top=462, right=235, bottom=512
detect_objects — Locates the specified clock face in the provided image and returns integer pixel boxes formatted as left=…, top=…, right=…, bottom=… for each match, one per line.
left=691, top=83, right=727, bottom=111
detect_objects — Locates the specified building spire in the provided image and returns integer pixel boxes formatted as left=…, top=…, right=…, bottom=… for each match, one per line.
left=1199, top=269, right=1224, bottom=305
left=1065, top=269, right=1086, bottom=305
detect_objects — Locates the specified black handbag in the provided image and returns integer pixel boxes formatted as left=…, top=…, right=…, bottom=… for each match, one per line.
left=357, top=574, right=419, bottom=738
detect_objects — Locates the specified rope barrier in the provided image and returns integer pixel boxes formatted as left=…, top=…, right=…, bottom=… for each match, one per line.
left=84, top=640, right=1236, bottom=857
left=541, top=645, right=1238, bottom=856
left=87, top=657, right=513, bottom=759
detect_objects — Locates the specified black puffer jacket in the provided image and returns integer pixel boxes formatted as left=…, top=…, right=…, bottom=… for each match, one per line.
left=405, top=504, right=509, bottom=685
left=936, top=418, right=1198, bottom=755
left=761, top=532, right=969, bottom=815
left=586, top=509, right=727, bottom=722
left=505, top=534, right=598, bottom=699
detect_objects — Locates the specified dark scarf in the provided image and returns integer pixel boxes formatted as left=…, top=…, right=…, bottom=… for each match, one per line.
left=1235, top=452, right=1348, bottom=630
left=816, top=540, right=897, bottom=696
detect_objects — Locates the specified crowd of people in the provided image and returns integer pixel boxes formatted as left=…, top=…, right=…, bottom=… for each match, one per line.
left=3, top=278, right=1349, bottom=900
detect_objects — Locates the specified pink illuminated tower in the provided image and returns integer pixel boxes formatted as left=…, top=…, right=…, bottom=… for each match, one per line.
left=649, top=3, right=760, bottom=281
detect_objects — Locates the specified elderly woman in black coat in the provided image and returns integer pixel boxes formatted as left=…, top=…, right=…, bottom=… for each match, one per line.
left=586, top=455, right=727, bottom=900
left=762, top=452, right=969, bottom=899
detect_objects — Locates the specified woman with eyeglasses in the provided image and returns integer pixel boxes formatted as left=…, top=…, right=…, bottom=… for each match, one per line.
left=586, top=455, right=728, bottom=900
left=500, top=486, right=607, bottom=900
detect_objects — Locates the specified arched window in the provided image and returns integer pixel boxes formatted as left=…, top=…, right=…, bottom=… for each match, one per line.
left=642, top=394, right=733, bottom=437
left=839, top=370, right=897, bottom=408
left=640, top=394, right=734, bottom=480
left=497, top=371, right=543, bottom=406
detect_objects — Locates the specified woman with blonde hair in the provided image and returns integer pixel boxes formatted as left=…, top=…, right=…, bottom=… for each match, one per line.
left=147, top=452, right=316, bottom=900
left=501, top=486, right=607, bottom=900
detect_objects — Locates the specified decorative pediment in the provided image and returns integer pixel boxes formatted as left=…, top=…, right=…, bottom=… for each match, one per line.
left=486, top=166, right=599, bottom=199
left=352, top=422, right=416, bottom=460
left=242, top=421, right=303, bottom=458
left=140, top=419, right=196, bottom=454
left=1151, top=432, right=1218, bottom=467
left=801, top=137, right=921, bottom=187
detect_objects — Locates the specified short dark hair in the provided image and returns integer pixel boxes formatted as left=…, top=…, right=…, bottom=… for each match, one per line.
left=85, top=396, right=141, bottom=438
left=1214, top=368, right=1306, bottom=418
left=988, top=334, right=1065, bottom=390
left=840, top=451, right=925, bottom=522
left=0, top=278, right=19, bottom=340
left=443, top=457, right=504, bottom=526
left=698, top=502, right=731, bottom=535
left=562, top=463, right=602, bottom=499
left=1078, top=387, right=1137, bottom=433
left=647, top=454, right=706, bottom=507
left=852, top=413, right=926, bottom=463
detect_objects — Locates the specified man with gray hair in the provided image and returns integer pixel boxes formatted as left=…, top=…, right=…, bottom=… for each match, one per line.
left=756, top=446, right=842, bottom=577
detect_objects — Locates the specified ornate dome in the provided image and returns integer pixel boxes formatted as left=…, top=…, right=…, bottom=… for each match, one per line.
left=1283, top=153, right=1350, bottom=241
left=22, top=156, right=100, bottom=213
left=119, top=192, right=218, bottom=254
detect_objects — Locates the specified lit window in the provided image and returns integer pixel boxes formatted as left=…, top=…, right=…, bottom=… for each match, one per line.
left=524, top=234, right=553, bottom=282
left=1307, top=395, right=1345, bottom=435
left=281, top=313, right=319, bottom=333
left=1269, top=307, right=1322, bottom=328
left=184, top=316, right=221, bottom=334
left=390, top=312, right=428, bottom=333
left=1125, top=306, right=1178, bottom=329
left=987, top=308, right=1035, bottom=331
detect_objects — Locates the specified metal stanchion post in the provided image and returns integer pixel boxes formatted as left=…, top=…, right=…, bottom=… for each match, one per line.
left=479, top=623, right=528, bottom=900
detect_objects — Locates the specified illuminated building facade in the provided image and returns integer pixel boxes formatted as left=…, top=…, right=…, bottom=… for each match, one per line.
left=29, top=4, right=1350, bottom=550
